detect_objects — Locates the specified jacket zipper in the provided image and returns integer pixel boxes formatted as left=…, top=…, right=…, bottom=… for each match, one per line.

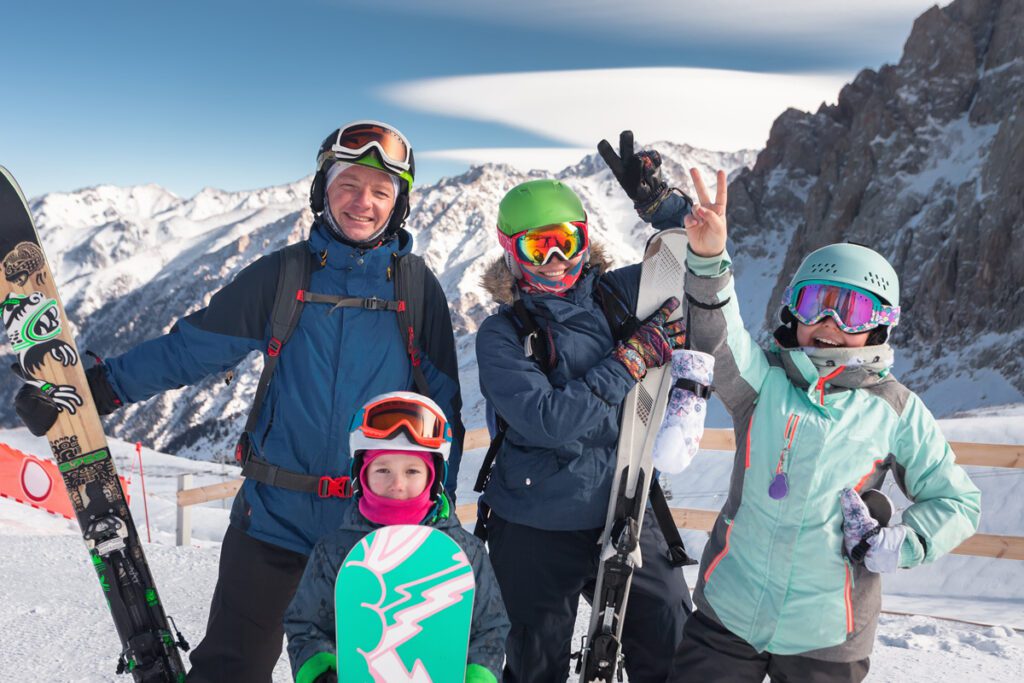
left=772, top=413, right=801, bottom=476
left=704, top=518, right=734, bottom=583
left=744, top=413, right=754, bottom=469
left=843, top=561, right=855, bottom=634
left=816, top=366, right=847, bottom=405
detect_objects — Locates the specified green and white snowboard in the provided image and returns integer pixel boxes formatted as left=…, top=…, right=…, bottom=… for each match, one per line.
left=336, top=525, right=474, bottom=682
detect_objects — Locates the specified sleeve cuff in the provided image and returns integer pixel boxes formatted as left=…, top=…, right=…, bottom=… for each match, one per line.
left=686, top=248, right=731, bottom=277
left=296, top=652, right=337, bottom=683
left=898, top=525, right=927, bottom=568
left=466, top=663, right=499, bottom=683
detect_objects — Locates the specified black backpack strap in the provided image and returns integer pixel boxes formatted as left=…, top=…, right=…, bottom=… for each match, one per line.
left=299, top=292, right=404, bottom=312
left=472, top=416, right=508, bottom=540
left=510, top=298, right=556, bottom=373
left=393, top=253, right=431, bottom=397
left=595, top=276, right=641, bottom=343
left=649, top=477, right=697, bottom=567
left=236, top=243, right=315, bottom=466
left=241, top=243, right=314, bottom=440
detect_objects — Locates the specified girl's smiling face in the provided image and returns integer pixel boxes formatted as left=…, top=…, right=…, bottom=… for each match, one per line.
left=796, top=317, right=872, bottom=349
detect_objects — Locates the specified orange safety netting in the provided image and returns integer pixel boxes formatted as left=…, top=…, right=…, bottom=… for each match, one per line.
left=0, top=441, right=129, bottom=520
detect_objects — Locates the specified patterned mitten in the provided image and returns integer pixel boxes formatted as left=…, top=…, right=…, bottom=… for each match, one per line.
left=651, top=350, right=714, bottom=473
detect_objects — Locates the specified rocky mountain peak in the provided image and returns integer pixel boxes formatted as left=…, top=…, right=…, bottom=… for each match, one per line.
left=730, top=0, right=1023, bottom=401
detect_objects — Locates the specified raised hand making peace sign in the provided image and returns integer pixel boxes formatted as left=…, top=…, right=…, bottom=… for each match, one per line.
left=683, top=168, right=728, bottom=258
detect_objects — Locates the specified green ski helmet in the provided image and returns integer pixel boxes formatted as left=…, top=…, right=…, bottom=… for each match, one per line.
left=788, top=243, right=899, bottom=307
left=496, top=180, right=590, bottom=292
left=497, top=179, right=586, bottom=236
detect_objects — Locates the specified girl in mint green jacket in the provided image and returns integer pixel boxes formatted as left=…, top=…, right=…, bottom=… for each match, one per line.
left=667, top=169, right=981, bottom=682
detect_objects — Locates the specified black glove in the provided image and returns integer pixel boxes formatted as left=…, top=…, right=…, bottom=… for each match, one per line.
left=15, top=382, right=64, bottom=436
left=313, top=672, right=338, bottom=683
left=598, top=130, right=672, bottom=219
left=12, top=363, right=122, bottom=436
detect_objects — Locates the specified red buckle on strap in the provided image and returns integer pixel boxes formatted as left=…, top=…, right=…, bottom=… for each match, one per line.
left=318, top=476, right=353, bottom=499
left=267, top=337, right=283, bottom=357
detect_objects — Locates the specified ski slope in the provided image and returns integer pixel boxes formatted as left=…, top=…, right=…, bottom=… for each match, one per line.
left=1, top=406, right=1022, bottom=681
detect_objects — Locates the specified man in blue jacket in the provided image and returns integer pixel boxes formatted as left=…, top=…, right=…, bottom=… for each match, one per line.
left=14, top=120, right=464, bottom=682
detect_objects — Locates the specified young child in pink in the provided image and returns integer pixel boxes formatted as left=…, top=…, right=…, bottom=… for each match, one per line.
left=283, top=392, right=509, bottom=683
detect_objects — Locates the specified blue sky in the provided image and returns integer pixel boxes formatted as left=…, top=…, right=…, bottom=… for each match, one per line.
left=0, top=0, right=941, bottom=199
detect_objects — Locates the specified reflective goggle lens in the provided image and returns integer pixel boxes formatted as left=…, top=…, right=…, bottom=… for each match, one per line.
left=333, top=123, right=410, bottom=168
left=514, top=222, right=587, bottom=266
left=791, top=283, right=879, bottom=332
left=358, top=399, right=448, bottom=448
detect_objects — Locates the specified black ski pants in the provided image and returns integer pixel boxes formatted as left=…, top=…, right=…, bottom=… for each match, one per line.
left=487, top=511, right=692, bottom=683
left=669, top=610, right=870, bottom=683
left=186, top=524, right=309, bottom=682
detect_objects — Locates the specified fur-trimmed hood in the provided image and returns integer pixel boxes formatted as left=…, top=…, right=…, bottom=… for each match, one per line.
left=479, top=241, right=613, bottom=305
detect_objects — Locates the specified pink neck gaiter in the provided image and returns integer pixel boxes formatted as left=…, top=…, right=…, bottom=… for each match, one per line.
left=357, top=449, right=436, bottom=526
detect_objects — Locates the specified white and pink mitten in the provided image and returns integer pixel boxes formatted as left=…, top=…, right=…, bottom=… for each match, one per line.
left=651, top=349, right=714, bottom=474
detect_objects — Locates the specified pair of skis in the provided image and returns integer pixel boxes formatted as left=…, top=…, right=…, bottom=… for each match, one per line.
left=1, top=167, right=188, bottom=681
left=577, top=228, right=688, bottom=682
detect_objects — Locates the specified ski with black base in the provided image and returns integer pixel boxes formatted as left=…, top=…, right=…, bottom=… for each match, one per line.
left=577, top=227, right=688, bottom=682
left=0, top=166, right=188, bottom=681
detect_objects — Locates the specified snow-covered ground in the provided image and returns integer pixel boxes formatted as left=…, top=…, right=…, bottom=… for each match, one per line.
left=1, top=405, right=1022, bottom=681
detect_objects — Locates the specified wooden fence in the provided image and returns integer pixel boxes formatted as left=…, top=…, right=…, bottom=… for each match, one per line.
left=175, top=428, right=1024, bottom=561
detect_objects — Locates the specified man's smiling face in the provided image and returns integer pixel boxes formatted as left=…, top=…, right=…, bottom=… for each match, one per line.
left=326, top=164, right=397, bottom=242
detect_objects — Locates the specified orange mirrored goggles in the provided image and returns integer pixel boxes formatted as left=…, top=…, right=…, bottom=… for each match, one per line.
left=349, top=397, right=452, bottom=450
left=325, top=121, right=412, bottom=173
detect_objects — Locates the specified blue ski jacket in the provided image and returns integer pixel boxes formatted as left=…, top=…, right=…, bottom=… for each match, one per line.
left=475, top=193, right=690, bottom=531
left=475, top=252, right=644, bottom=530
left=284, top=496, right=509, bottom=683
left=103, top=222, right=464, bottom=554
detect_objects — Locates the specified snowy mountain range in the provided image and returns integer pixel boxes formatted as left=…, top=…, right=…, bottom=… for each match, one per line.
left=2, top=0, right=1021, bottom=461
left=0, top=144, right=756, bottom=460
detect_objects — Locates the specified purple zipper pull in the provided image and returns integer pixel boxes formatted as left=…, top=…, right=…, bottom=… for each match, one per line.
left=769, top=472, right=789, bottom=500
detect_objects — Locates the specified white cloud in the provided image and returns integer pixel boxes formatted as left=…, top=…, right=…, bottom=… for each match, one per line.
left=352, top=0, right=938, bottom=47
left=418, top=147, right=591, bottom=174
left=383, top=67, right=854, bottom=152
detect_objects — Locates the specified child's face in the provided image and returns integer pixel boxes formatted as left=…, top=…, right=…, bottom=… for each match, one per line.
left=365, top=452, right=431, bottom=500
left=796, top=317, right=872, bottom=349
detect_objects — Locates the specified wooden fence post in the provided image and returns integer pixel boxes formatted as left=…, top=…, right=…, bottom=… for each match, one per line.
left=176, top=473, right=193, bottom=547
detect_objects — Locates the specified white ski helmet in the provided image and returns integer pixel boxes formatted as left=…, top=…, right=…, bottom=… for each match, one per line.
left=349, top=391, right=452, bottom=497
left=349, top=391, right=451, bottom=459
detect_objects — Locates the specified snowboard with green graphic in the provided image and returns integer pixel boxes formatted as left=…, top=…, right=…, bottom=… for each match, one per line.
left=335, top=525, right=474, bottom=682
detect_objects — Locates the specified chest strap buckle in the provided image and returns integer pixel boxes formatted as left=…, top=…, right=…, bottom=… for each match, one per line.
left=318, top=475, right=353, bottom=499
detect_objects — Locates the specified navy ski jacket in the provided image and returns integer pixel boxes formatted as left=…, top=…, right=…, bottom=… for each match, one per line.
left=477, top=262, right=644, bottom=531
left=103, top=222, right=464, bottom=554
left=476, top=194, right=690, bottom=531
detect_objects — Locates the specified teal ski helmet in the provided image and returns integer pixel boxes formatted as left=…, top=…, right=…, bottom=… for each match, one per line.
left=781, top=243, right=901, bottom=343
left=788, top=243, right=899, bottom=307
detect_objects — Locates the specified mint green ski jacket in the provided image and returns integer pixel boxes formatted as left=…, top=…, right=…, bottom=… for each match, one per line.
left=685, top=250, right=980, bottom=661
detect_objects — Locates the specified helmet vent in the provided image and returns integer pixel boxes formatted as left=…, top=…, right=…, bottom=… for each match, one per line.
left=864, top=272, right=890, bottom=289
left=809, top=262, right=838, bottom=274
